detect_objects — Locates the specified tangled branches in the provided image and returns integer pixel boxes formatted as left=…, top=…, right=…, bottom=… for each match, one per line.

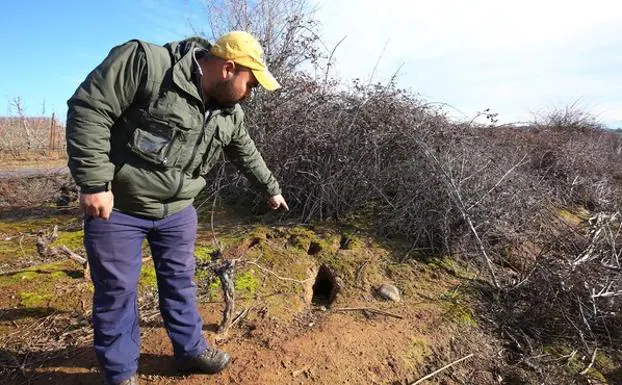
left=201, top=74, right=622, bottom=376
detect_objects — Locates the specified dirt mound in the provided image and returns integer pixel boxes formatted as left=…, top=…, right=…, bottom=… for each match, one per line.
left=2, top=208, right=619, bottom=384
left=0, top=209, right=506, bottom=385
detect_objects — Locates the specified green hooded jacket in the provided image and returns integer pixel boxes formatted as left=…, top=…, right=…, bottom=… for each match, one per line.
left=66, top=38, right=281, bottom=218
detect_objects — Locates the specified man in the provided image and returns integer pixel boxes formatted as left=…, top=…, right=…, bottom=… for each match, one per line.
left=66, top=31, right=288, bottom=385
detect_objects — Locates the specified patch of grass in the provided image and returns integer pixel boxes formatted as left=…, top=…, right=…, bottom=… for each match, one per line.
left=0, top=261, right=78, bottom=287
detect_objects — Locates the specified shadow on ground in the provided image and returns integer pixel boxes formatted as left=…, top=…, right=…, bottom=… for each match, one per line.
left=1, top=346, right=188, bottom=385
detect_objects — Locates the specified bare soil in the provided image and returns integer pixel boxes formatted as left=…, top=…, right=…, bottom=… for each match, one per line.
left=0, top=205, right=503, bottom=385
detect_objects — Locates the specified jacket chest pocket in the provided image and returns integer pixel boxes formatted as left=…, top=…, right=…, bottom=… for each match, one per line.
left=128, top=113, right=192, bottom=168
left=198, top=118, right=234, bottom=175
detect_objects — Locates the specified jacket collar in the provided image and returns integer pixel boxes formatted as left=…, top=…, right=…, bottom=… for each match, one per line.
left=172, top=49, right=203, bottom=104
left=171, top=47, right=236, bottom=115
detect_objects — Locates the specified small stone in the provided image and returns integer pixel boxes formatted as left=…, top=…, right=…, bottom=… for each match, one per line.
left=376, top=284, right=401, bottom=302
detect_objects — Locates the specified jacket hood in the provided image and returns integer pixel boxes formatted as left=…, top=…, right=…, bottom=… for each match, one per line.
left=164, top=36, right=212, bottom=61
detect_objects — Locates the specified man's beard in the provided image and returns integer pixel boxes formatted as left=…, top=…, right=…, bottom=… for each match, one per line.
left=210, top=79, right=243, bottom=108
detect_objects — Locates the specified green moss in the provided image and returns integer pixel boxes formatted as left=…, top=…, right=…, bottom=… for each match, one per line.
left=427, top=257, right=472, bottom=278
left=595, top=350, right=616, bottom=370
left=340, top=232, right=363, bottom=251
left=285, top=226, right=320, bottom=253
left=0, top=238, right=36, bottom=262
left=139, top=263, right=158, bottom=288
left=315, top=252, right=354, bottom=278
left=543, top=345, right=572, bottom=356
left=443, top=303, right=477, bottom=327
left=234, top=271, right=259, bottom=294
left=19, top=291, right=52, bottom=307
left=0, top=215, right=77, bottom=235
left=51, top=230, right=84, bottom=250
left=195, top=245, right=218, bottom=262
left=51, top=271, right=66, bottom=279
left=584, top=368, right=607, bottom=382
left=440, top=286, right=478, bottom=327
left=558, top=208, right=584, bottom=226
left=248, top=226, right=270, bottom=241
left=566, top=353, right=584, bottom=374
left=1, top=260, right=88, bottom=312
left=404, top=337, right=428, bottom=369
left=0, top=261, right=80, bottom=287
left=287, top=235, right=311, bottom=251
left=195, top=268, right=212, bottom=282
left=542, top=345, right=595, bottom=375
left=288, top=226, right=319, bottom=239
left=207, top=279, right=220, bottom=295
left=16, top=271, right=39, bottom=280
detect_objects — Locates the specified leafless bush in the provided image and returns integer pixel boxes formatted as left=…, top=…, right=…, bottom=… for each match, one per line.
left=194, top=0, right=622, bottom=377
left=197, top=0, right=326, bottom=77
left=535, top=102, right=604, bottom=132
left=205, top=75, right=622, bottom=373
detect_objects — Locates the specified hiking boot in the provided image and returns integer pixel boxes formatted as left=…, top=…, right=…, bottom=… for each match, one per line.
left=175, top=346, right=231, bottom=374
left=105, top=374, right=138, bottom=385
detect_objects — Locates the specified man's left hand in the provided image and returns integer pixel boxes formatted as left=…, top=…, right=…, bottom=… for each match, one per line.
left=268, top=194, right=289, bottom=211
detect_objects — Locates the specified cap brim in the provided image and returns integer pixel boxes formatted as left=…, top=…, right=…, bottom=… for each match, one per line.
left=252, top=68, right=281, bottom=91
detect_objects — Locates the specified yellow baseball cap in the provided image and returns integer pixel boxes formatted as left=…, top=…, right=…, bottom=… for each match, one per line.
left=209, top=31, right=281, bottom=91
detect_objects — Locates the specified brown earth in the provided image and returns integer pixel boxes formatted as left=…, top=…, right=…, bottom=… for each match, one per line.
left=0, top=205, right=505, bottom=385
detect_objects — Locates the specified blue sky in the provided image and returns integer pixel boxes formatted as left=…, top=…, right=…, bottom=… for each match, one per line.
left=1, top=0, right=621, bottom=128
left=0, top=0, right=202, bottom=118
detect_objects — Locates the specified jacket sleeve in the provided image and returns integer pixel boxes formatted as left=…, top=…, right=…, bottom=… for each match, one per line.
left=224, top=111, right=281, bottom=197
left=66, top=41, right=147, bottom=190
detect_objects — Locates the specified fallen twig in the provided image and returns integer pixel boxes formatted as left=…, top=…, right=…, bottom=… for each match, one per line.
left=230, top=306, right=254, bottom=328
left=580, top=348, right=598, bottom=375
left=56, top=245, right=87, bottom=266
left=56, top=245, right=89, bottom=278
left=409, top=353, right=475, bottom=385
left=332, top=307, right=403, bottom=319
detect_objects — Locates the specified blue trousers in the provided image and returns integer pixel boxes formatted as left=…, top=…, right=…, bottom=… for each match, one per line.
left=84, top=205, right=208, bottom=384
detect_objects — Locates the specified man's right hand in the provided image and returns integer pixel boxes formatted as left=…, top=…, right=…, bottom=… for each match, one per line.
left=80, top=191, right=114, bottom=220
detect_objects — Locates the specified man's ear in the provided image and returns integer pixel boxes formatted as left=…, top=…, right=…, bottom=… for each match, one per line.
left=222, top=60, right=236, bottom=80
